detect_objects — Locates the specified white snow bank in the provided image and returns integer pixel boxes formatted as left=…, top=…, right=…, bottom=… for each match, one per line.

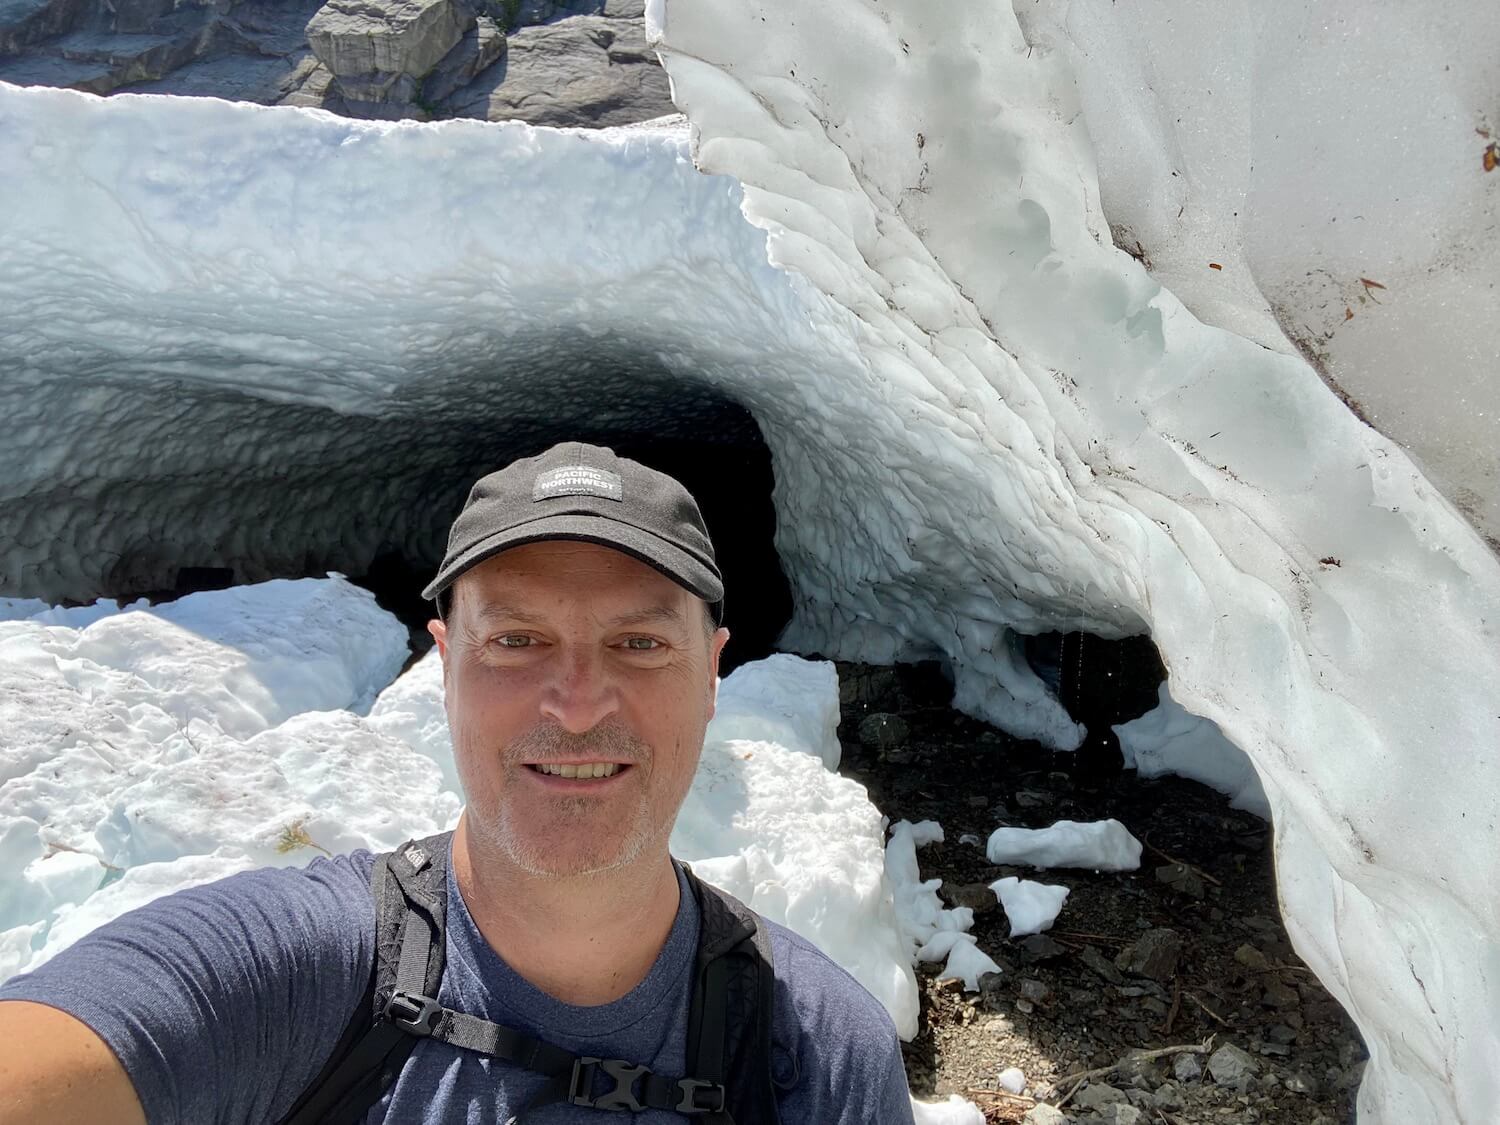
left=990, top=877, right=1070, bottom=938
left=987, top=820, right=1142, bottom=873
left=885, top=820, right=1000, bottom=992
left=701, top=653, right=842, bottom=770
left=0, top=578, right=454, bottom=975
left=1115, top=684, right=1270, bottom=819
left=647, top=4, right=1500, bottom=1117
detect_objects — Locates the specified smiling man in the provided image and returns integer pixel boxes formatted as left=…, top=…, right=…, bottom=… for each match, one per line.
left=0, top=442, right=917, bottom=1124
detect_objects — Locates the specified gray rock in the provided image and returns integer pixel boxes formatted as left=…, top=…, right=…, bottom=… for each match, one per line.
left=1155, top=861, right=1205, bottom=899
left=1021, top=1105, right=1069, bottom=1125
left=1114, top=1048, right=1162, bottom=1089
left=1261, top=977, right=1300, bottom=1008
left=939, top=881, right=998, bottom=916
left=1017, top=933, right=1067, bottom=963
left=1151, top=1081, right=1185, bottom=1110
left=306, top=0, right=472, bottom=102
left=1101, top=1106, right=1144, bottom=1125
left=1172, top=1053, right=1202, bottom=1083
left=421, top=13, right=503, bottom=102
left=1018, top=978, right=1051, bottom=1003
left=1072, top=1082, right=1127, bottom=1110
left=443, top=11, right=672, bottom=126
left=1207, top=1043, right=1258, bottom=1085
left=1234, top=942, right=1271, bottom=971
left=0, top=0, right=91, bottom=53
left=1114, top=928, right=1183, bottom=982
left=857, top=711, right=910, bottom=750
left=1284, top=1071, right=1320, bottom=1096
left=1080, top=944, right=1125, bottom=985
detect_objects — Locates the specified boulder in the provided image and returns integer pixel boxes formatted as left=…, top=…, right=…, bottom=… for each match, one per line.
left=420, top=13, right=502, bottom=102
left=306, top=0, right=472, bottom=102
left=442, top=11, right=672, bottom=126
left=0, top=0, right=91, bottom=53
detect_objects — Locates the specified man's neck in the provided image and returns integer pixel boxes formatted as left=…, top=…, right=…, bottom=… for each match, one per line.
left=450, top=819, right=683, bottom=1007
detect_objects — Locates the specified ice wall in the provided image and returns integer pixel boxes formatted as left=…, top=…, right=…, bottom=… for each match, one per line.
left=1, top=0, right=1498, bottom=1116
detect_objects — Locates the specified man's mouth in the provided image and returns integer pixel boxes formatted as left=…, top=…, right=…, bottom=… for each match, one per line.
left=525, top=762, right=627, bottom=779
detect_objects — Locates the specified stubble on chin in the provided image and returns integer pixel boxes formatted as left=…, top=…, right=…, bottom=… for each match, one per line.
left=467, top=721, right=661, bottom=879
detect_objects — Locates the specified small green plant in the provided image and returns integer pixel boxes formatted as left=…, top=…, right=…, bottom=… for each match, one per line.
left=500, top=0, right=523, bottom=31
left=276, top=819, right=332, bottom=858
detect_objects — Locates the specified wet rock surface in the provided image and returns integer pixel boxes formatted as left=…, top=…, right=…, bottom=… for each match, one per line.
left=832, top=659, right=1363, bottom=1124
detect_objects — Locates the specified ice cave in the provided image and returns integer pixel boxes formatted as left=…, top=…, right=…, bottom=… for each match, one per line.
left=1, top=0, right=1497, bottom=1121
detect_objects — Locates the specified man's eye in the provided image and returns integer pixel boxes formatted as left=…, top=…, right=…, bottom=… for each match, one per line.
left=623, top=637, right=661, bottom=651
left=496, top=635, right=533, bottom=649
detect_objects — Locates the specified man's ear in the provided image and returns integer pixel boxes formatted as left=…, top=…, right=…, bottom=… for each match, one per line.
left=705, top=626, right=730, bottom=719
left=427, top=617, right=449, bottom=661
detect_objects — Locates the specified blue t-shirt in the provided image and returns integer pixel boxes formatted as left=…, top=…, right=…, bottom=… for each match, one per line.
left=1, top=847, right=915, bottom=1124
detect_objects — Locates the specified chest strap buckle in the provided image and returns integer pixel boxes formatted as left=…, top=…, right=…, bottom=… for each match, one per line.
left=570, top=1057, right=648, bottom=1111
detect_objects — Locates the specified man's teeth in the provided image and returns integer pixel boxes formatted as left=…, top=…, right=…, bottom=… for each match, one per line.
left=535, top=762, right=621, bottom=779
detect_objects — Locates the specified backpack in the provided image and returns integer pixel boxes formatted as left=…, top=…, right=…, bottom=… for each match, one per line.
left=275, top=832, right=782, bottom=1125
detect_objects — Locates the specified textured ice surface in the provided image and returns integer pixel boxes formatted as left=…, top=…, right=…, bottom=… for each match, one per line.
left=1, top=0, right=1498, bottom=1115
left=1115, top=684, right=1269, bottom=818
left=987, top=820, right=1142, bottom=873
left=1017, top=0, right=1500, bottom=546
left=989, top=877, right=1070, bottom=938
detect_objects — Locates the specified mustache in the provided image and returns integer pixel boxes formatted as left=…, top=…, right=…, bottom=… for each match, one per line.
left=503, top=721, right=650, bottom=765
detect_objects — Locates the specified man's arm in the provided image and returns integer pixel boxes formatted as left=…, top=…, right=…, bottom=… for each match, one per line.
left=0, top=1001, right=146, bottom=1125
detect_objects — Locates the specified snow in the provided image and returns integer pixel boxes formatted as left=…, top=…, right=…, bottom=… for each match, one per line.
left=990, top=877, right=1070, bottom=938
left=910, top=1094, right=986, bottom=1125
left=987, top=820, right=1143, bottom=873
left=1115, top=684, right=1270, bottom=818
left=885, top=819, right=1001, bottom=993
left=0, top=0, right=1496, bottom=1115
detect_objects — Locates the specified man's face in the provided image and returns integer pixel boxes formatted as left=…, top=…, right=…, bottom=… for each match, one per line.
left=429, top=540, right=728, bottom=879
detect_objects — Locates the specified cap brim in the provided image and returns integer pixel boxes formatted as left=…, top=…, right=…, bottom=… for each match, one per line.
left=422, top=512, right=724, bottom=607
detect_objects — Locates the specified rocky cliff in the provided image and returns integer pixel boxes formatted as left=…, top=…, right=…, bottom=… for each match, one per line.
left=0, top=0, right=672, bottom=125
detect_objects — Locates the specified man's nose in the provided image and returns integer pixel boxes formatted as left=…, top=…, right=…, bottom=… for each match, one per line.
left=538, top=645, right=620, bottom=733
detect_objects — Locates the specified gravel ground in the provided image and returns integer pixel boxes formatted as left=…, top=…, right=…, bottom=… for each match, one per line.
left=832, top=659, right=1365, bottom=1125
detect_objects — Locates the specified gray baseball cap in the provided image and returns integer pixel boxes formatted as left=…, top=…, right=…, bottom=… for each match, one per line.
left=424, top=442, right=724, bottom=622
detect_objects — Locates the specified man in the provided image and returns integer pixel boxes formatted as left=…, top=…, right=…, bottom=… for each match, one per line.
left=0, top=442, right=916, bottom=1123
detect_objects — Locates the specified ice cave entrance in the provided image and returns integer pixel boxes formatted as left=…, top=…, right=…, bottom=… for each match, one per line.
left=21, top=368, right=792, bottom=673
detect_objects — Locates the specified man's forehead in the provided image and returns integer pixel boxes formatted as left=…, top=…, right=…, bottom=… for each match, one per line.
left=453, top=544, right=696, bottom=618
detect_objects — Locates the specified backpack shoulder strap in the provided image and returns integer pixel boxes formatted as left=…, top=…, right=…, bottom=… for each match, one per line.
left=682, top=866, right=781, bottom=1125
left=277, top=832, right=454, bottom=1125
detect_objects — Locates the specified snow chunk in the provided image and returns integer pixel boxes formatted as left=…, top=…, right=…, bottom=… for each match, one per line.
left=987, top=820, right=1142, bottom=872
left=1115, top=684, right=1269, bottom=818
left=911, top=1094, right=985, bottom=1125
left=703, top=654, right=841, bottom=770
left=886, top=819, right=1000, bottom=993
left=990, top=877, right=1070, bottom=937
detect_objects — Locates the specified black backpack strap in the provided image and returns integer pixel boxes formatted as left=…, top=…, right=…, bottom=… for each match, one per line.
left=682, top=865, right=781, bottom=1125
left=282, top=846, right=779, bottom=1125
left=277, top=833, right=453, bottom=1125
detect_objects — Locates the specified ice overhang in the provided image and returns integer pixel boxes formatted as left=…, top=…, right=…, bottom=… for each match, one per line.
left=1, top=0, right=1499, bottom=1119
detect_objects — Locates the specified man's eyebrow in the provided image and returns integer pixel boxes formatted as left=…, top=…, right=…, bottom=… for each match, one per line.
left=606, top=605, right=688, bottom=628
left=466, top=603, right=688, bottom=628
left=470, top=603, right=550, bottom=625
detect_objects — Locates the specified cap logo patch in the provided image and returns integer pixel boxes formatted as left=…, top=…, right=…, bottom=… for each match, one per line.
left=533, top=465, right=623, bottom=502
